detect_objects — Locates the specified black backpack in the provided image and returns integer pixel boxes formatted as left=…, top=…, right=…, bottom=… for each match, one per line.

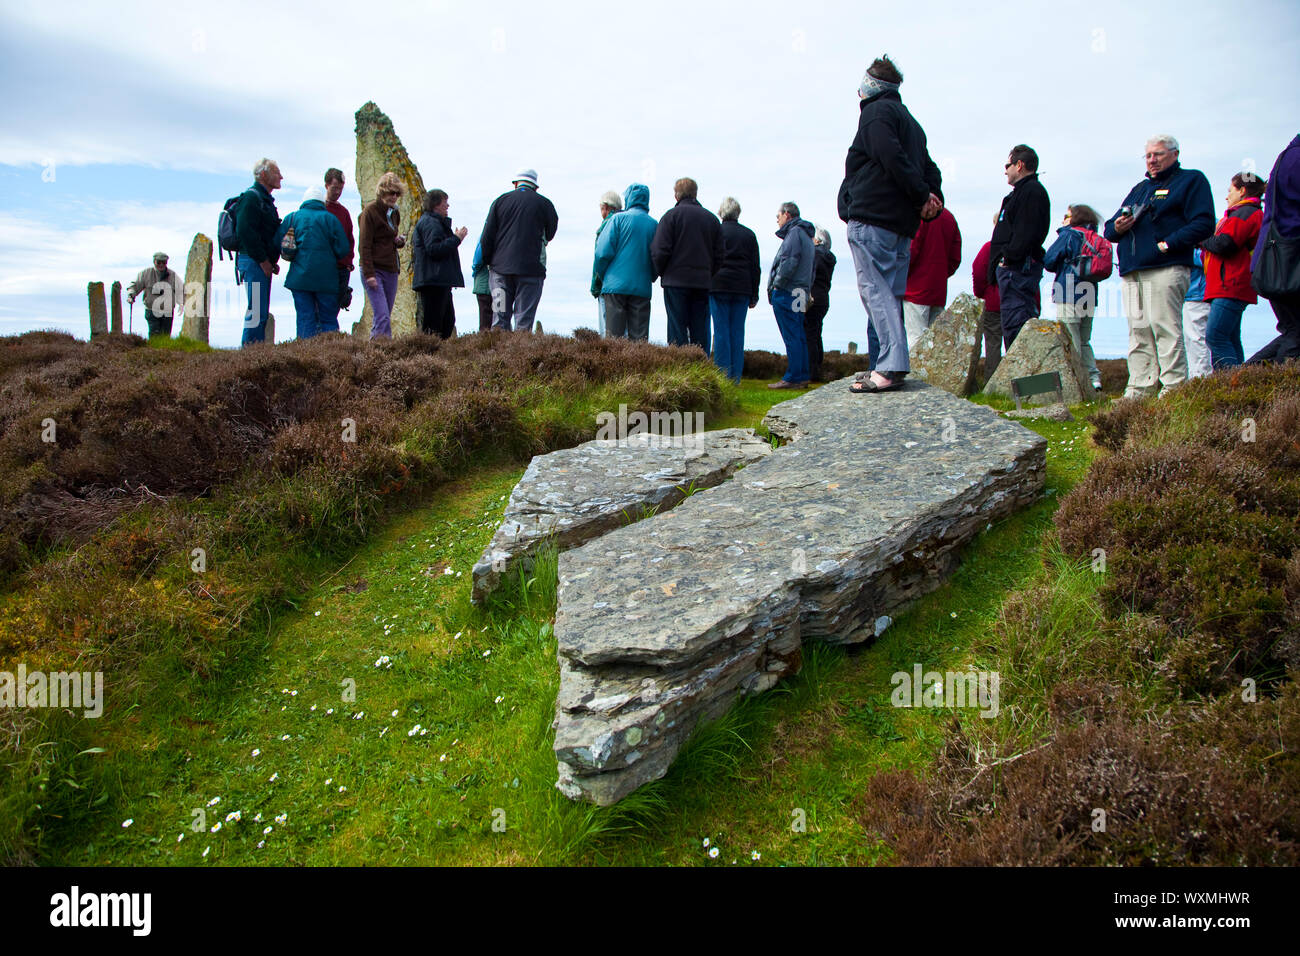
left=218, top=195, right=243, bottom=261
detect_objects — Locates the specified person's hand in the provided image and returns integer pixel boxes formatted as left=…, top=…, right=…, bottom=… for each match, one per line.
left=749, top=298, right=758, bottom=310
left=260, top=260, right=273, bottom=278
left=366, top=276, right=378, bottom=290
left=1113, top=214, right=1135, bottom=235
left=454, top=227, right=468, bottom=240
left=394, top=234, right=406, bottom=249
left=920, top=193, right=943, bottom=220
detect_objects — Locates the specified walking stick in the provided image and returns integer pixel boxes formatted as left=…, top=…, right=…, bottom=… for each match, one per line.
left=129, top=299, right=133, bottom=335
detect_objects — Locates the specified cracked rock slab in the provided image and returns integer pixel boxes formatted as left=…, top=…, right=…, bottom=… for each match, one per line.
left=471, top=428, right=771, bottom=604
left=554, top=378, right=1047, bottom=804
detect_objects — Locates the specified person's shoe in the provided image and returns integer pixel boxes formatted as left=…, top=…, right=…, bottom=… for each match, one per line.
left=768, top=379, right=800, bottom=389
left=1090, top=377, right=1102, bottom=391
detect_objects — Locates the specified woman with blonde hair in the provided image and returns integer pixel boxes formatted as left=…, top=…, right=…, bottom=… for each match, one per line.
left=359, top=171, right=406, bottom=339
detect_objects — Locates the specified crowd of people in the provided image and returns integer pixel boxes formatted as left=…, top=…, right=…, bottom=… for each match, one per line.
left=130, top=57, right=1299, bottom=398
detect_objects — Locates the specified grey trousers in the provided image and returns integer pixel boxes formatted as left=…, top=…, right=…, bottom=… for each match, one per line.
left=489, top=271, right=545, bottom=331
left=846, top=221, right=911, bottom=373
left=603, top=293, right=651, bottom=340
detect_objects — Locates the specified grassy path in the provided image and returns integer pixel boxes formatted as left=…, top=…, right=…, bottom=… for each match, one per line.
left=45, top=384, right=1098, bottom=866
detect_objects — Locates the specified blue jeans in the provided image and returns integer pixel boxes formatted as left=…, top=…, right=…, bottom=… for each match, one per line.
left=771, top=289, right=809, bottom=382
left=996, top=262, right=1043, bottom=347
left=1206, top=297, right=1247, bottom=369
left=710, top=293, right=748, bottom=383
left=239, top=254, right=273, bottom=346
left=845, top=221, right=909, bottom=374
left=292, top=290, right=340, bottom=340
left=663, top=287, right=711, bottom=353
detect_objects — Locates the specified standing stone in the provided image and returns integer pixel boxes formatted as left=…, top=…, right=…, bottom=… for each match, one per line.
left=88, top=282, right=108, bottom=338
left=110, top=281, right=123, bottom=333
left=847, top=341, right=858, bottom=354
left=983, top=318, right=1093, bottom=405
left=265, top=313, right=275, bottom=345
left=908, top=293, right=983, bottom=397
left=181, top=233, right=213, bottom=344
left=353, top=101, right=427, bottom=339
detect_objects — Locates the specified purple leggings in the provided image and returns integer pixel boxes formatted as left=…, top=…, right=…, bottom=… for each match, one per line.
left=366, top=269, right=399, bottom=339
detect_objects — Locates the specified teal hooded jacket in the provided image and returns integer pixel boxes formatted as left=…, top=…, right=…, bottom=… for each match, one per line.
left=275, top=200, right=351, bottom=294
left=593, top=184, right=658, bottom=299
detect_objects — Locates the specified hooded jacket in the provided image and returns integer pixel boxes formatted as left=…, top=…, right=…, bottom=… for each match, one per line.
left=837, top=89, right=943, bottom=238
left=480, top=185, right=559, bottom=278
left=274, top=199, right=352, bottom=294
left=1202, top=197, right=1262, bottom=303
left=1043, top=225, right=1099, bottom=306
left=1103, top=162, right=1215, bottom=276
left=768, top=217, right=815, bottom=297
left=412, top=211, right=466, bottom=289
left=650, top=196, right=724, bottom=289
left=593, top=184, right=659, bottom=299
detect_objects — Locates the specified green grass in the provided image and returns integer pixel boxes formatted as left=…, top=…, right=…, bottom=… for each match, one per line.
left=31, top=380, right=1102, bottom=866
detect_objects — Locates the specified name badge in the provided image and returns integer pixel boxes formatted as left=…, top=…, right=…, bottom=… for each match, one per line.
left=1154, top=189, right=1169, bottom=197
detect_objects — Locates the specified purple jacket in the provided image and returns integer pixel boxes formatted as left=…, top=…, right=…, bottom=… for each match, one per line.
left=1253, top=134, right=1300, bottom=273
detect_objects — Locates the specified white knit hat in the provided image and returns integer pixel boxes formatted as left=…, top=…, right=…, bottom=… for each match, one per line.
left=512, top=168, right=539, bottom=188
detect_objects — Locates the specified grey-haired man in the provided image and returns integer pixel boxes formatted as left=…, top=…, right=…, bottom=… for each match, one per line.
left=126, top=252, right=184, bottom=338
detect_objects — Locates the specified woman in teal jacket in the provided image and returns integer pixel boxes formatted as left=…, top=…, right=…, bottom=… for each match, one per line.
left=275, top=186, right=352, bottom=339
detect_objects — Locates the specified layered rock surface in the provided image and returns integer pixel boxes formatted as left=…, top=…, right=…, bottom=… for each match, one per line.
left=553, top=379, right=1047, bottom=804
left=984, top=318, right=1093, bottom=405
left=909, top=293, right=983, bottom=397
left=472, top=428, right=771, bottom=605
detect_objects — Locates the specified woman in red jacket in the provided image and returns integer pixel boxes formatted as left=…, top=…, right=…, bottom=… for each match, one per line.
left=1201, top=172, right=1265, bottom=369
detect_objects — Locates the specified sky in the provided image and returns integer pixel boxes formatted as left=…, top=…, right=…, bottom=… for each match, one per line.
left=1, top=0, right=1298, bottom=358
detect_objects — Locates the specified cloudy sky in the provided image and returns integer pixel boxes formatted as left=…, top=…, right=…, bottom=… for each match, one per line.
left=2, top=0, right=1297, bottom=358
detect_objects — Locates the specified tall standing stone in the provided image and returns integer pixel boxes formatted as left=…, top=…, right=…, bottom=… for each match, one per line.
left=110, top=281, right=123, bottom=333
left=353, top=101, right=427, bottom=339
left=88, top=282, right=108, bottom=338
left=182, top=233, right=213, bottom=344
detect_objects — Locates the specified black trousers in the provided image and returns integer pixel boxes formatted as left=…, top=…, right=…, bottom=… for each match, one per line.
left=475, top=293, right=493, bottom=332
left=1247, top=294, right=1300, bottom=364
left=804, top=298, right=827, bottom=379
left=418, top=286, right=456, bottom=339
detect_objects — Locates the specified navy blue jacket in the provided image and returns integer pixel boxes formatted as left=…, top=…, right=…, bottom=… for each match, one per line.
left=711, top=219, right=762, bottom=304
left=1103, top=162, right=1215, bottom=276
left=1043, top=226, right=1097, bottom=306
left=651, top=196, right=724, bottom=290
left=768, top=217, right=815, bottom=296
left=412, top=212, right=465, bottom=289
left=480, top=185, right=558, bottom=277
left=837, top=90, right=942, bottom=239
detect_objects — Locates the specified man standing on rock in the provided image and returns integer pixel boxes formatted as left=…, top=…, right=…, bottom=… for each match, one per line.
left=125, top=251, right=184, bottom=338
left=838, top=55, right=943, bottom=394
left=237, top=158, right=283, bottom=346
left=480, top=169, right=558, bottom=332
left=324, top=167, right=355, bottom=311
left=989, top=144, right=1051, bottom=348
left=1104, top=135, right=1215, bottom=398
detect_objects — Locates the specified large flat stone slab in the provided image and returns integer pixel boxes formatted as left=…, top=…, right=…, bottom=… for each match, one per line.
left=553, top=378, right=1047, bottom=804
left=471, top=428, right=771, bottom=604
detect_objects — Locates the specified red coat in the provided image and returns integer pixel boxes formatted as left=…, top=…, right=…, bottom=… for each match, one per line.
left=905, top=208, right=962, bottom=306
left=1203, top=198, right=1261, bottom=303
left=972, top=241, right=1000, bottom=311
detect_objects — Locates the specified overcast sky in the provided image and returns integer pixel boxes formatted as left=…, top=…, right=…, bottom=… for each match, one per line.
left=2, top=0, right=1298, bottom=358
